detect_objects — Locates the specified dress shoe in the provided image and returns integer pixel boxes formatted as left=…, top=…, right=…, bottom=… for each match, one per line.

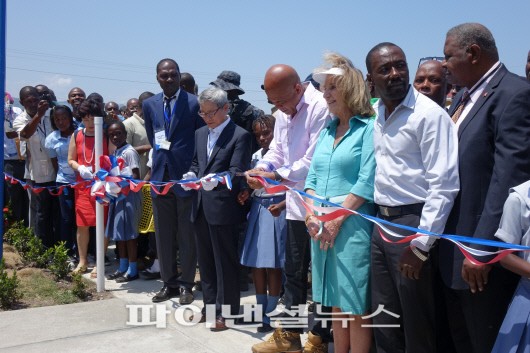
left=189, top=312, right=206, bottom=323
left=257, top=323, right=273, bottom=333
left=115, top=273, right=139, bottom=283
left=106, top=270, right=125, bottom=280
left=210, top=316, right=228, bottom=332
left=152, top=286, right=179, bottom=303
left=179, top=287, right=194, bottom=305
left=141, top=269, right=161, bottom=280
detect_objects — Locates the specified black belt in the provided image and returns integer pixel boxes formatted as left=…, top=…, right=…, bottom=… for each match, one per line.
left=377, top=203, right=424, bottom=217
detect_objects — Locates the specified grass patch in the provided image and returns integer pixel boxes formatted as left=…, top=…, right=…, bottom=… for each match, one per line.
left=17, top=268, right=81, bottom=307
left=1, top=244, right=112, bottom=311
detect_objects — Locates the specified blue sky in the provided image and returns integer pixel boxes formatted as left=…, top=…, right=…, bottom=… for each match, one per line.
left=5, top=0, right=530, bottom=111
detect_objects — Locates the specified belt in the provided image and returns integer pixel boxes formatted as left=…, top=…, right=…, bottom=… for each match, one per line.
left=377, top=203, right=424, bottom=217
left=254, top=195, right=285, bottom=207
left=314, top=194, right=348, bottom=206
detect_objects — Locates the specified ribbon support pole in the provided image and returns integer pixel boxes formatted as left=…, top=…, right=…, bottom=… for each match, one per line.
left=94, top=116, right=105, bottom=292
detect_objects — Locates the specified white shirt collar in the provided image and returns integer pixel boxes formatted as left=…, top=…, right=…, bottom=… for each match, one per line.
left=209, top=116, right=231, bottom=135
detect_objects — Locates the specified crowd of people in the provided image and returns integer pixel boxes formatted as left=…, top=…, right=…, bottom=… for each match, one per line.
left=3, top=22, right=530, bottom=353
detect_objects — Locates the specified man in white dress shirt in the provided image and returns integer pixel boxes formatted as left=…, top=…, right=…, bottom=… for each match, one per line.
left=248, top=65, right=331, bottom=353
left=366, top=42, right=459, bottom=353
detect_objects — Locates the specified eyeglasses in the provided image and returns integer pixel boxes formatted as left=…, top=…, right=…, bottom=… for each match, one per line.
left=417, top=56, right=445, bottom=68
left=198, top=107, right=221, bottom=118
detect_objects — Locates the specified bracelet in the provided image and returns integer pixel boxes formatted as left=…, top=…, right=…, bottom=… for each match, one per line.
left=411, top=246, right=429, bottom=262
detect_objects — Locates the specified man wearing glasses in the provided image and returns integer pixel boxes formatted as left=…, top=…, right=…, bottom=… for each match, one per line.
left=183, top=86, right=251, bottom=331
left=143, top=58, right=204, bottom=304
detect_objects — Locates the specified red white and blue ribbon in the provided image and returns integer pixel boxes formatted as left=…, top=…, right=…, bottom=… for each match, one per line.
left=5, top=168, right=529, bottom=265
left=249, top=175, right=530, bottom=265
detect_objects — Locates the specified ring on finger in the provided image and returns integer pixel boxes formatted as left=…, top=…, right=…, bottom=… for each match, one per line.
left=325, top=240, right=331, bottom=245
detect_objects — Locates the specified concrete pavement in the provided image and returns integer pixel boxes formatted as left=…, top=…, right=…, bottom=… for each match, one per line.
left=0, top=265, right=322, bottom=353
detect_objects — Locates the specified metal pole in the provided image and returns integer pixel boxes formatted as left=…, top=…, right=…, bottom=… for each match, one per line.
left=0, top=0, right=6, bottom=261
left=94, top=116, right=104, bottom=292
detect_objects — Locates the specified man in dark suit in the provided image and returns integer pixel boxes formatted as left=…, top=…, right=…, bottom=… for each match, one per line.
left=441, top=23, right=530, bottom=353
left=183, top=86, right=251, bottom=331
left=143, top=58, right=204, bottom=304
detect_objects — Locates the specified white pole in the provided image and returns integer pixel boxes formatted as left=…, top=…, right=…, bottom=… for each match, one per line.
left=94, top=116, right=105, bottom=292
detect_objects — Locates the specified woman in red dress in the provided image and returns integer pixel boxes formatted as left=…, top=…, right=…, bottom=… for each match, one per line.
left=67, top=99, right=108, bottom=273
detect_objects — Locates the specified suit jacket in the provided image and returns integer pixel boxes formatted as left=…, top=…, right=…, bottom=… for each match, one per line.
left=441, top=65, right=530, bottom=289
left=190, top=120, right=251, bottom=225
left=143, top=90, right=204, bottom=197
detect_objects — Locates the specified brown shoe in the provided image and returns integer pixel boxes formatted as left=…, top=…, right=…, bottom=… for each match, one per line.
left=302, top=331, right=327, bottom=353
left=251, top=328, right=302, bottom=353
left=189, top=313, right=206, bottom=323
left=210, top=316, right=228, bottom=332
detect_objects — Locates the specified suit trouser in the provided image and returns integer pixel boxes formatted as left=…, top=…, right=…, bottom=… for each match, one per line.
left=194, top=206, right=240, bottom=316
left=444, top=266, right=518, bottom=353
left=371, top=213, right=436, bottom=353
left=152, top=192, right=196, bottom=289
left=283, top=220, right=311, bottom=312
left=4, top=160, right=29, bottom=227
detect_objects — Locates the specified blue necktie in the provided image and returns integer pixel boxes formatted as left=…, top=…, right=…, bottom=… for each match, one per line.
left=164, top=96, right=175, bottom=135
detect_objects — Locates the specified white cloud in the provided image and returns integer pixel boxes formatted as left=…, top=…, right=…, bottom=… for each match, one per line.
left=48, top=75, right=73, bottom=88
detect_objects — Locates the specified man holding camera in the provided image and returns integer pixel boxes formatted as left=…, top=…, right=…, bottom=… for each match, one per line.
left=13, top=85, right=59, bottom=247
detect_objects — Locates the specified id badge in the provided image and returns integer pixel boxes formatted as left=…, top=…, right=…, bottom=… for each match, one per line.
left=154, top=130, right=171, bottom=150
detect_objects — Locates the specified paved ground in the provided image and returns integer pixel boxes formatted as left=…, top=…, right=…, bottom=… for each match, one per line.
left=0, top=260, right=325, bottom=353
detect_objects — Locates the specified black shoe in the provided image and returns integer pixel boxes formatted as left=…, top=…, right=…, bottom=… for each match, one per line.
left=193, top=281, right=202, bottom=291
left=115, top=273, right=139, bottom=283
left=179, top=287, right=194, bottom=305
left=257, top=323, right=273, bottom=333
left=141, top=269, right=161, bottom=280
left=152, top=285, right=179, bottom=303
left=106, top=270, right=125, bottom=280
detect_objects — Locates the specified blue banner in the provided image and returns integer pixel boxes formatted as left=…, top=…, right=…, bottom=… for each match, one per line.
left=1, top=0, right=6, bottom=261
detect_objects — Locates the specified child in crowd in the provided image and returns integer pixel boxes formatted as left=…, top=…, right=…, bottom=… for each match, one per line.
left=45, top=105, right=77, bottom=257
left=105, top=121, right=142, bottom=282
left=492, top=179, right=530, bottom=352
left=240, top=115, right=286, bottom=332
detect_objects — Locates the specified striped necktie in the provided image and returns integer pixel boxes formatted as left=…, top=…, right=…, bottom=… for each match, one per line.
left=451, top=90, right=470, bottom=124
left=164, top=96, right=175, bottom=135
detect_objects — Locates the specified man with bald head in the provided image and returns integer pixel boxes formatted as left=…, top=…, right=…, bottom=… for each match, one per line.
left=413, top=60, right=450, bottom=107
left=440, top=23, right=530, bottom=353
left=67, top=87, right=86, bottom=121
left=248, top=64, right=330, bottom=353
left=123, top=98, right=150, bottom=178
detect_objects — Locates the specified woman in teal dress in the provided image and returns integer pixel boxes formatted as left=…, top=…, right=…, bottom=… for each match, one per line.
left=305, top=52, right=376, bottom=353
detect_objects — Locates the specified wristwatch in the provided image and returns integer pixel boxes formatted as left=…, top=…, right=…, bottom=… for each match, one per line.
left=411, top=246, right=429, bottom=261
left=273, top=171, right=282, bottom=182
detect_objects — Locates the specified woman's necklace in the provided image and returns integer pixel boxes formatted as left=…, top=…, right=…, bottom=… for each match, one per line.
left=82, top=129, right=95, bottom=164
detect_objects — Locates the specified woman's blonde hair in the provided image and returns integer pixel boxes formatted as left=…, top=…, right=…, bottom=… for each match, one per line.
left=316, top=52, right=375, bottom=118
